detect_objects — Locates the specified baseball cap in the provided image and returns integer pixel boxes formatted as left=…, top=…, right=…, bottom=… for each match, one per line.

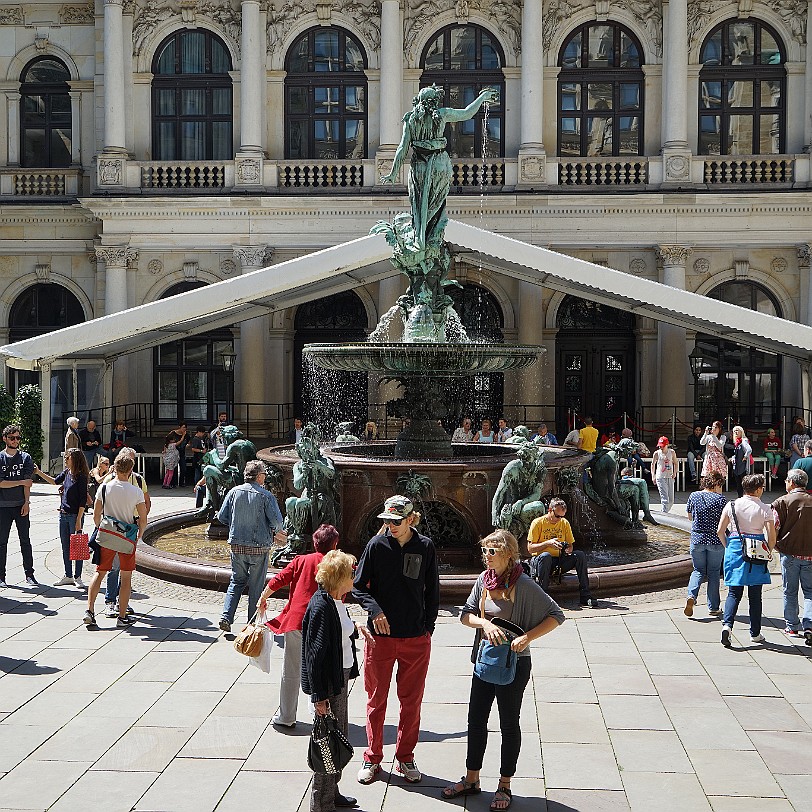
left=377, top=495, right=414, bottom=520
left=657, top=436, right=670, bottom=447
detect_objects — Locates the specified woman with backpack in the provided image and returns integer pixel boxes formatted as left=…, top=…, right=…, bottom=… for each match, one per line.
left=716, top=473, right=776, bottom=647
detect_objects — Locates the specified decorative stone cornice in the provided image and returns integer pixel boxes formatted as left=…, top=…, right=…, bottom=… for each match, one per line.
left=60, top=3, right=94, bottom=23
left=235, top=246, right=273, bottom=268
left=95, top=247, right=138, bottom=267
left=656, top=245, right=692, bottom=267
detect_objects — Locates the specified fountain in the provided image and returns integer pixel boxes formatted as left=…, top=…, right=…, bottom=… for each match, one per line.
left=139, top=86, right=692, bottom=598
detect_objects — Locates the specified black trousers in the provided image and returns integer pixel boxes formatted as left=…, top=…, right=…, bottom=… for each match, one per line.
left=0, top=505, right=33, bottom=580
left=466, top=656, right=531, bottom=778
left=532, top=550, right=592, bottom=601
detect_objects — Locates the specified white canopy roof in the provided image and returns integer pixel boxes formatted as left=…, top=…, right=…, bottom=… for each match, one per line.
left=2, top=220, right=812, bottom=370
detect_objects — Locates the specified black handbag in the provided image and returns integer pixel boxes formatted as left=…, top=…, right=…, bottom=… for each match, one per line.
left=307, top=712, right=353, bottom=775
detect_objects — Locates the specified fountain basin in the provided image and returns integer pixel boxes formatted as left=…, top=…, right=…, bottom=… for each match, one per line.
left=303, top=342, right=544, bottom=376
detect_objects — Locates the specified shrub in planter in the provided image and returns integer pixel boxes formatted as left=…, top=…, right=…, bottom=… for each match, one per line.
left=15, top=385, right=43, bottom=464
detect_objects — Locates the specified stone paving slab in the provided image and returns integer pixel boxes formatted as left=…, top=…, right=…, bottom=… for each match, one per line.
left=0, top=488, right=811, bottom=810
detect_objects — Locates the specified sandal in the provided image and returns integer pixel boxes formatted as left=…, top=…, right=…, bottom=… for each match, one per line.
left=441, top=777, right=481, bottom=799
left=490, top=786, right=512, bottom=811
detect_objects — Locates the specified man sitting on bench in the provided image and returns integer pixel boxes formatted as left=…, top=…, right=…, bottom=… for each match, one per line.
left=527, top=498, right=597, bottom=608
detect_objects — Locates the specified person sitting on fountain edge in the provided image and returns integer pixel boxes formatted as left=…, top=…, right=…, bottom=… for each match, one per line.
left=527, top=498, right=597, bottom=608
left=452, top=417, right=474, bottom=443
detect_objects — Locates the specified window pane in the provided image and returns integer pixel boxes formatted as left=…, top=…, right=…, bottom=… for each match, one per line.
left=761, top=81, right=781, bottom=107
left=727, top=115, right=754, bottom=154
left=288, top=86, right=307, bottom=114
left=760, top=29, right=781, bottom=64
left=184, top=339, right=208, bottom=365
left=729, top=22, right=755, bottom=65
left=156, top=40, right=176, bottom=74
left=313, top=119, right=339, bottom=158
left=23, top=59, right=69, bottom=83
left=289, top=37, right=309, bottom=73
left=587, top=83, right=612, bottom=110
left=51, top=93, right=71, bottom=116
left=587, top=25, right=613, bottom=68
left=586, top=116, right=612, bottom=155
left=760, top=114, right=780, bottom=153
left=212, top=340, right=232, bottom=366
left=313, top=31, right=340, bottom=71
left=158, top=372, right=178, bottom=420
left=700, top=81, right=721, bottom=108
left=701, top=30, right=722, bottom=65
left=345, top=37, right=364, bottom=71
left=314, top=86, right=340, bottom=114
left=481, top=33, right=501, bottom=69
left=180, top=121, right=205, bottom=159
left=182, top=88, right=206, bottom=115
left=618, top=116, right=638, bottom=154
left=157, top=88, right=175, bottom=115
left=23, top=129, right=46, bottom=165
left=345, top=85, right=365, bottom=112
left=754, top=289, right=777, bottom=317
left=699, top=115, right=721, bottom=155
left=619, top=83, right=640, bottom=110
left=212, top=121, right=231, bottom=159
left=211, top=39, right=230, bottom=73
left=159, top=343, right=178, bottom=366
left=727, top=80, right=754, bottom=108
left=212, top=87, right=230, bottom=115
left=157, top=121, right=176, bottom=159
left=288, top=119, right=308, bottom=158
left=180, top=31, right=206, bottom=73
left=562, top=32, right=582, bottom=68
left=50, top=128, right=71, bottom=166
left=450, top=26, right=477, bottom=70
left=559, top=118, right=581, bottom=155
left=345, top=119, right=363, bottom=158
left=446, top=119, right=474, bottom=158
left=485, top=116, right=501, bottom=157
left=424, top=34, right=444, bottom=70
left=560, top=83, right=580, bottom=111
left=619, top=33, right=640, bottom=68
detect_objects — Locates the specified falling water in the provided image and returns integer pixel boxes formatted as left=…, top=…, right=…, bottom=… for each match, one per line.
left=368, top=303, right=404, bottom=343
left=476, top=101, right=490, bottom=281
left=567, top=488, right=604, bottom=547
left=444, top=307, right=470, bottom=343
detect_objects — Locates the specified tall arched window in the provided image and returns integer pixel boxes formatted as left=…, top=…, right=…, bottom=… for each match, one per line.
left=694, top=281, right=782, bottom=426
left=153, top=282, right=234, bottom=422
left=420, top=25, right=505, bottom=158
left=152, top=29, right=233, bottom=160
left=20, top=58, right=72, bottom=167
left=698, top=20, right=786, bottom=155
left=285, top=28, right=368, bottom=159
left=557, top=23, right=644, bottom=156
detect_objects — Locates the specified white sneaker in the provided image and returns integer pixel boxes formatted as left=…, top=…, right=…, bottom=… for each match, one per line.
left=395, top=760, right=422, bottom=783
left=53, top=576, right=74, bottom=586
left=74, top=577, right=86, bottom=589
left=104, top=602, right=118, bottom=618
left=750, top=633, right=766, bottom=643
left=357, top=761, right=381, bottom=784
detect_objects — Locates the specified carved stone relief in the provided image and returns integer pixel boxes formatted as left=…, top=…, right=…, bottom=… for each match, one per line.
left=665, top=154, right=690, bottom=181
left=542, top=0, right=591, bottom=53
left=629, top=258, right=647, bottom=274
left=687, top=0, right=717, bottom=51
left=798, top=245, right=811, bottom=269
left=34, top=264, right=51, bottom=283
left=763, top=0, right=807, bottom=45
left=148, top=259, right=163, bottom=274
left=235, top=246, right=272, bottom=268
left=236, top=158, right=261, bottom=183
left=693, top=257, right=710, bottom=274
left=520, top=155, right=546, bottom=182
left=60, top=4, right=95, bottom=24
left=98, top=159, right=124, bottom=185
left=267, top=0, right=381, bottom=55
left=770, top=257, right=787, bottom=273
left=0, top=7, right=24, bottom=24
left=613, top=0, right=662, bottom=56
left=656, top=245, right=692, bottom=266
left=220, top=258, right=237, bottom=275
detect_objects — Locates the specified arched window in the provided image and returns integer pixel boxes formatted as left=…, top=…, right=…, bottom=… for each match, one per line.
left=9, top=283, right=84, bottom=342
left=152, top=29, right=233, bottom=160
left=153, top=282, right=235, bottom=422
left=557, top=23, right=644, bottom=156
left=285, top=28, right=368, bottom=159
left=20, top=57, right=72, bottom=167
left=694, top=281, right=782, bottom=426
left=698, top=20, right=786, bottom=155
left=420, top=25, right=505, bottom=158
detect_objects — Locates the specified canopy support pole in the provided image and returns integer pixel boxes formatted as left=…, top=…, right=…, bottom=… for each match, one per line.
left=39, top=362, right=51, bottom=469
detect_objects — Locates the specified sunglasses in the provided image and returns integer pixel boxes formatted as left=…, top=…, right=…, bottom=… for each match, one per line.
left=481, top=547, right=503, bottom=556
left=5, top=436, right=20, bottom=441
left=384, top=518, right=404, bottom=527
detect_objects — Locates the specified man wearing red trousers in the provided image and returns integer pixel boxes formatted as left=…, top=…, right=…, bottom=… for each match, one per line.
left=352, top=495, right=440, bottom=785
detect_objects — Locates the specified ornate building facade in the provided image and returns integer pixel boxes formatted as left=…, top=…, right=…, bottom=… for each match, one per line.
left=0, top=0, right=811, bottom=449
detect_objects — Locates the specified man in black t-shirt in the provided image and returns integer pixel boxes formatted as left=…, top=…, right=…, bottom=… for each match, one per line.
left=0, top=424, right=36, bottom=588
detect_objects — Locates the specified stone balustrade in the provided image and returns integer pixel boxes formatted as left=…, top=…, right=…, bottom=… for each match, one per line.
left=140, top=161, right=231, bottom=190
left=277, top=160, right=367, bottom=189
left=703, top=155, right=795, bottom=185
left=0, top=168, right=82, bottom=197
left=558, top=158, right=649, bottom=186
left=450, top=160, right=505, bottom=190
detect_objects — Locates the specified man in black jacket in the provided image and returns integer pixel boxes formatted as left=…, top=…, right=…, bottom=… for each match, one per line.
left=352, top=495, right=440, bottom=786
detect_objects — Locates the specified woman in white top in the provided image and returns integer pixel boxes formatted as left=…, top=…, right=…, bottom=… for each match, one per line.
left=729, top=425, right=752, bottom=498
left=700, top=420, right=728, bottom=479
left=651, top=436, right=677, bottom=513
left=473, top=419, right=495, bottom=443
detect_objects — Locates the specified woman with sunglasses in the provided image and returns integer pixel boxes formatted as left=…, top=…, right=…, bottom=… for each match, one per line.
left=442, top=530, right=564, bottom=810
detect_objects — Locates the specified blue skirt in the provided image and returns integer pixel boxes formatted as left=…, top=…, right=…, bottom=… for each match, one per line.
left=723, top=536, right=771, bottom=587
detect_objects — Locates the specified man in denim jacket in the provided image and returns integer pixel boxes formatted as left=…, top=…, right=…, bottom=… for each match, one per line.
left=218, top=460, right=283, bottom=632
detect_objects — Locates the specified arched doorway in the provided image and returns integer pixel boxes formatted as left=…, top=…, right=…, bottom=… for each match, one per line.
left=153, top=282, right=235, bottom=423
left=294, top=290, right=368, bottom=429
left=693, top=280, right=782, bottom=427
left=447, top=282, right=504, bottom=424
left=555, top=296, right=636, bottom=434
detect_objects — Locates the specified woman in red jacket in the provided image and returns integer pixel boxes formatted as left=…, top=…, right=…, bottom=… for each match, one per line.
left=258, top=523, right=339, bottom=728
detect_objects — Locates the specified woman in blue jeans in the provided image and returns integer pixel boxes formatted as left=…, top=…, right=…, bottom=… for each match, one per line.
left=684, top=470, right=728, bottom=617
left=717, top=473, right=776, bottom=647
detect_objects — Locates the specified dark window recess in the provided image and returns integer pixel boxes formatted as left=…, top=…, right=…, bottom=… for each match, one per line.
left=20, top=57, right=72, bottom=168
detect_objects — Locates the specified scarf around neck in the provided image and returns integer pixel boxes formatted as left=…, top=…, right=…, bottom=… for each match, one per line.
left=482, top=562, right=523, bottom=592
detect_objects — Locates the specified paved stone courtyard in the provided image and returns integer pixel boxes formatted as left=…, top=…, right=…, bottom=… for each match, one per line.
left=1, top=484, right=811, bottom=811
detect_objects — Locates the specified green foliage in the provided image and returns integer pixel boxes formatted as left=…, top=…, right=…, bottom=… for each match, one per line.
left=15, top=385, right=43, bottom=463
left=0, top=384, right=15, bottom=433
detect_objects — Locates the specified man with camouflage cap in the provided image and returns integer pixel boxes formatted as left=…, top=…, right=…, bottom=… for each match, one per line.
left=352, top=494, right=440, bottom=786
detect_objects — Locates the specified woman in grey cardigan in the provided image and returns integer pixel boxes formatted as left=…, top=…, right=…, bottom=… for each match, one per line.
left=441, top=529, right=565, bottom=811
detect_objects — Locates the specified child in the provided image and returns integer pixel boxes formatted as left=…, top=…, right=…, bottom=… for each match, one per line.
left=651, top=436, right=677, bottom=513
left=161, top=432, right=180, bottom=489
left=763, top=428, right=783, bottom=477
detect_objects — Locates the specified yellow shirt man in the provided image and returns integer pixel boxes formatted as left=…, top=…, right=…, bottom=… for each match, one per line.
left=527, top=513, right=575, bottom=559
left=579, top=424, right=598, bottom=453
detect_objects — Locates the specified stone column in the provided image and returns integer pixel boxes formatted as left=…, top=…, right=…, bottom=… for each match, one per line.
left=235, top=247, right=271, bottom=411
left=68, top=89, right=81, bottom=165
left=806, top=1, right=812, bottom=151
left=97, top=0, right=128, bottom=190
left=517, top=0, right=546, bottom=187
left=800, top=244, right=812, bottom=323
left=376, top=0, right=404, bottom=182
left=661, top=0, right=692, bottom=183
left=235, top=0, right=266, bottom=190
left=656, top=245, right=691, bottom=418
left=6, top=91, right=20, bottom=165
left=97, top=246, right=136, bottom=404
